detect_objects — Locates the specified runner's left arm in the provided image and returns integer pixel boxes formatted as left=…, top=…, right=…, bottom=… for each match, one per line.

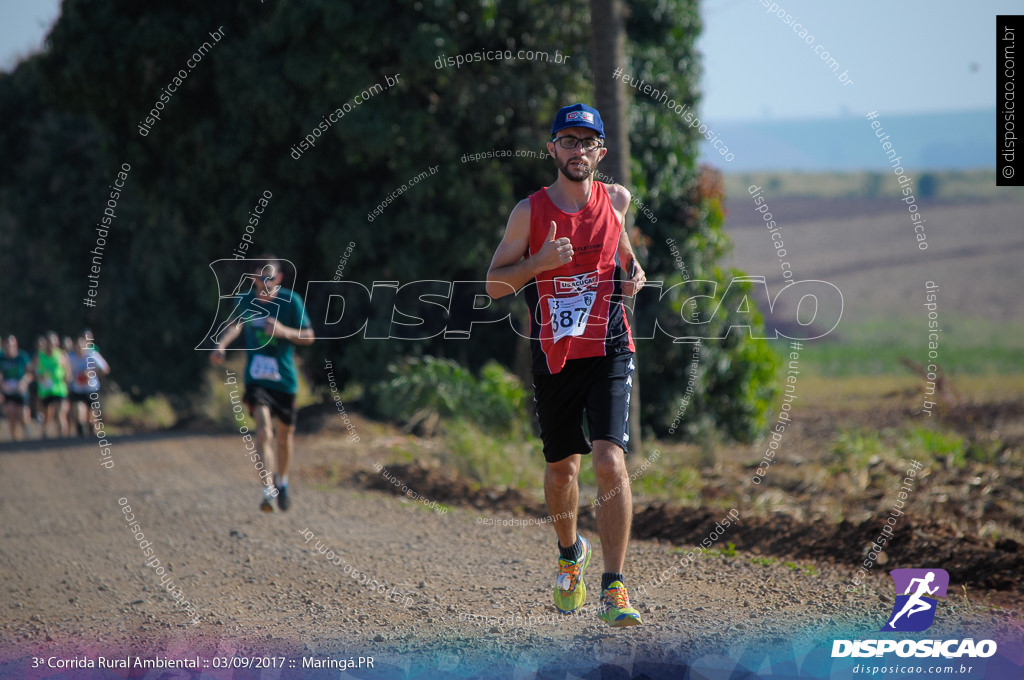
left=263, top=319, right=314, bottom=345
left=91, top=352, right=110, bottom=376
left=264, top=297, right=314, bottom=346
left=606, top=184, right=646, bottom=296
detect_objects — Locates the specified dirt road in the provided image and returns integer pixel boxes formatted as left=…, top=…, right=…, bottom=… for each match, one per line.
left=0, top=429, right=1020, bottom=679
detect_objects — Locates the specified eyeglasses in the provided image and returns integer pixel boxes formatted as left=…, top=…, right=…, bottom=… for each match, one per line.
left=552, top=136, right=603, bottom=152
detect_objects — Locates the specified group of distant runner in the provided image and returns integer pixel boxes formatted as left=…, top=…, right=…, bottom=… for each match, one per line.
left=0, top=329, right=109, bottom=441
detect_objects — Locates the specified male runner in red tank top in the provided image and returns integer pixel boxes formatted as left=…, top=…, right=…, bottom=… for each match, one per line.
left=486, top=103, right=647, bottom=627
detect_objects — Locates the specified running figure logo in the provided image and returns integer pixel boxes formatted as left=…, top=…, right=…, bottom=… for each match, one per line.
left=196, top=259, right=296, bottom=351
left=880, top=568, right=949, bottom=632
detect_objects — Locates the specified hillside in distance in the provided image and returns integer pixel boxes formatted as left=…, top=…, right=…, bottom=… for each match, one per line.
left=701, top=109, right=993, bottom=172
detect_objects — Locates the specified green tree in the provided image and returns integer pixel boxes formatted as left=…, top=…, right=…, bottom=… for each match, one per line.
left=617, top=3, right=780, bottom=441
left=0, top=56, right=111, bottom=348
left=4, top=0, right=778, bottom=442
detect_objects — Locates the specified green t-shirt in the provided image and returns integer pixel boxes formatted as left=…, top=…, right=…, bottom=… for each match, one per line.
left=36, top=350, right=69, bottom=398
left=235, top=287, right=311, bottom=394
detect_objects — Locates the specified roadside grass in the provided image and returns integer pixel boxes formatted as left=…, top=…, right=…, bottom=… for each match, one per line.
left=793, top=372, right=1024, bottom=413
left=794, top=342, right=1024, bottom=378
left=109, top=342, right=1018, bottom=542
left=439, top=419, right=543, bottom=489
left=766, top=318, right=1024, bottom=378
left=634, top=369, right=1022, bottom=530
left=101, top=384, right=176, bottom=431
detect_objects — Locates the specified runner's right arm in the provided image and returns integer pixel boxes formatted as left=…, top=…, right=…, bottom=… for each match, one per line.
left=210, top=323, right=243, bottom=365
left=486, top=199, right=573, bottom=299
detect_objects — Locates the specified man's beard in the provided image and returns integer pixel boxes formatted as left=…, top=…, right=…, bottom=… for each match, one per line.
left=557, top=156, right=594, bottom=182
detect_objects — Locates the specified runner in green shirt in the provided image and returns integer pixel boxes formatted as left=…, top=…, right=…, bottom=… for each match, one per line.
left=34, top=331, right=71, bottom=438
left=211, top=255, right=313, bottom=512
left=1, top=335, right=33, bottom=441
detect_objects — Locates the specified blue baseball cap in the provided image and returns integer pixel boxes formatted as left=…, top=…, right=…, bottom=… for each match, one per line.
left=550, top=103, right=604, bottom=139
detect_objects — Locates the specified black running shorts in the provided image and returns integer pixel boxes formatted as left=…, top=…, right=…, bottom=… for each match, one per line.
left=532, top=352, right=634, bottom=463
left=243, top=384, right=298, bottom=426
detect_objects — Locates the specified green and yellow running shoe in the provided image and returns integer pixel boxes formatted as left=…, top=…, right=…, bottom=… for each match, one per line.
left=553, top=535, right=591, bottom=614
left=598, top=580, right=643, bottom=627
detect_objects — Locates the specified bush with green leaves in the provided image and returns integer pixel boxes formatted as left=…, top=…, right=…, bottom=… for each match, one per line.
left=635, top=168, right=781, bottom=443
left=377, top=356, right=529, bottom=438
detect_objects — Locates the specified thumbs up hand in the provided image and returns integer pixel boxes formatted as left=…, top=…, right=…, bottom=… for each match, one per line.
left=534, top=221, right=574, bottom=272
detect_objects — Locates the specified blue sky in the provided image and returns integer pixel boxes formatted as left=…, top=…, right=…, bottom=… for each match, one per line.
left=0, top=0, right=1011, bottom=122
left=697, top=0, right=1008, bottom=121
left=0, top=0, right=60, bottom=72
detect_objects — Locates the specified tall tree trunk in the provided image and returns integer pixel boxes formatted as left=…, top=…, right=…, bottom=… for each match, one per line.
left=590, top=0, right=629, bottom=184
left=590, top=0, right=643, bottom=454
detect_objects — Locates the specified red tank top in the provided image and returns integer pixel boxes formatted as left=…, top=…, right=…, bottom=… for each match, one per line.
left=524, top=181, right=634, bottom=374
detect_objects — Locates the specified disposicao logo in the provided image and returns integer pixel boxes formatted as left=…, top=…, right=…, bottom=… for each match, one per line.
left=831, top=568, right=997, bottom=660
left=881, top=568, right=948, bottom=632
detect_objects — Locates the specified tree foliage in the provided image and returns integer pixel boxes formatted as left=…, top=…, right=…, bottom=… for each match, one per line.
left=1, top=0, right=778, bottom=440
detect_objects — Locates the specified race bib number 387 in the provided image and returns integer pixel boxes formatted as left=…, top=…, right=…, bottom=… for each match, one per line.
left=547, top=292, right=595, bottom=342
